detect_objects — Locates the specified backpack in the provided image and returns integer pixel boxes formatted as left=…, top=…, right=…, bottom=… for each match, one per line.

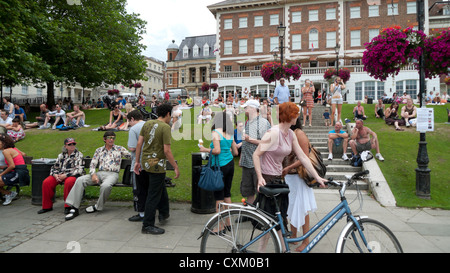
left=350, top=153, right=362, bottom=167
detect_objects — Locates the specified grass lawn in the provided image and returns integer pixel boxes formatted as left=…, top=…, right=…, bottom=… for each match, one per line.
left=13, top=103, right=450, bottom=209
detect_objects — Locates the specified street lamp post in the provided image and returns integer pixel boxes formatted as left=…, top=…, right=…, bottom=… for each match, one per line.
left=334, top=43, right=340, bottom=75
left=415, top=0, right=430, bottom=199
left=277, top=23, right=286, bottom=65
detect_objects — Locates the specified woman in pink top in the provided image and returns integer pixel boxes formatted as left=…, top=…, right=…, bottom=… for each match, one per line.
left=0, top=133, right=29, bottom=205
left=253, top=102, right=327, bottom=252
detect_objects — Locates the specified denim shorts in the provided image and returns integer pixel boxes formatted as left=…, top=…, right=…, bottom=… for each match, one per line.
left=331, top=98, right=343, bottom=104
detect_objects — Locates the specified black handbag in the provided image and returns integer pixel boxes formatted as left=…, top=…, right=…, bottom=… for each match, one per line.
left=198, top=152, right=224, bottom=191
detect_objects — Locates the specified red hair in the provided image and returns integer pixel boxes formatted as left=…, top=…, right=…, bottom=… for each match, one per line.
left=278, top=102, right=300, bottom=123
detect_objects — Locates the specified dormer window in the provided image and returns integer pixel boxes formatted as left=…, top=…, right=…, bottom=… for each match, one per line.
left=183, top=45, right=189, bottom=58
left=203, top=43, right=210, bottom=56
left=193, top=44, right=199, bottom=57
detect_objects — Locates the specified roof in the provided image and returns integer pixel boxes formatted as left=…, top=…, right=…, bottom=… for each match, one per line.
left=174, top=34, right=217, bottom=61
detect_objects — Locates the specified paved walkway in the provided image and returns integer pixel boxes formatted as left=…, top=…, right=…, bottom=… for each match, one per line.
left=1, top=189, right=449, bottom=253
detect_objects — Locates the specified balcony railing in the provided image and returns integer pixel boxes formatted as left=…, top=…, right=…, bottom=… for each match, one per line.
left=212, top=64, right=418, bottom=79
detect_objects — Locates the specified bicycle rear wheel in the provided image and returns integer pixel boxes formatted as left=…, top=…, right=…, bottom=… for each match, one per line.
left=338, top=218, right=403, bottom=253
left=200, top=209, right=282, bottom=253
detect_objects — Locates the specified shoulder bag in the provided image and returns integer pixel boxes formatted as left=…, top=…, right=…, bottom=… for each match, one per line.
left=297, top=144, right=327, bottom=187
left=198, top=151, right=224, bottom=191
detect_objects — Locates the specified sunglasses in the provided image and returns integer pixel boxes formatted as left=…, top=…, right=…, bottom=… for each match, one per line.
left=67, top=143, right=76, bottom=146
left=106, top=136, right=116, bottom=140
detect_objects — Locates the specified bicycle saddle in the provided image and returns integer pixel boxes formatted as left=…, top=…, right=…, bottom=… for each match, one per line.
left=259, top=186, right=290, bottom=197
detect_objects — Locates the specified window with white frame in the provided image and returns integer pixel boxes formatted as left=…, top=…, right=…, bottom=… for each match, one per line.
left=239, top=17, right=248, bottom=28
left=309, top=29, right=319, bottom=49
left=193, top=44, right=199, bottom=57
left=168, top=74, right=173, bottom=85
left=407, top=2, right=416, bottom=14
left=377, top=81, right=385, bottom=99
left=365, top=81, right=375, bottom=99
left=254, top=38, right=263, bottom=53
left=203, top=43, right=210, bottom=56
left=326, top=8, right=336, bottom=20
left=309, top=10, right=318, bottom=21
left=254, top=15, right=263, bottom=27
left=326, top=32, right=336, bottom=48
left=292, top=34, right=301, bottom=50
left=224, top=19, right=232, bottom=29
left=350, top=7, right=360, bottom=18
left=270, top=14, right=279, bottom=25
left=22, top=85, right=28, bottom=94
left=37, top=87, right=42, bottom=96
left=355, top=82, right=363, bottom=100
left=369, top=29, right=380, bottom=41
left=239, top=39, right=247, bottom=54
left=387, top=3, right=398, bottom=15
left=350, top=30, right=361, bottom=47
left=292, top=11, right=301, bottom=23
left=405, top=80, right=418, bottom=99
left=368, top=5, right=379, bottom=17
left=224, top=40, right=232, bottom=55
left=183, top=45, right=189, bottom=58
left=181, top=69, right=185, bottom=84
left=224, top=65, right=232, bottom=72
left=270, top=36, right=278, bottom=51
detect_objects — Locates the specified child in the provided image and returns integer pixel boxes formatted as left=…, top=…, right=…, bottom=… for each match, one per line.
left=7, top=118, right=25, bottom=142
left=323, top=109, right=330, bottom=126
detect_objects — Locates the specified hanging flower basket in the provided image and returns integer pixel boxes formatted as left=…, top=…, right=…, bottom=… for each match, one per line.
left=338, top=68, right=351, bottom=83
left=260, top=61, right=302, bottom=83
left=201, top=82, right=210, bottom=92
left=108, top=89, right=120, bottom=95
left=210, top=83, right=218, bottom=91
left=362, top=26, right=426, bottom=81
left=444, top=76, right=450, bottom=86
left=134, top=82, right=142, bottom=88
left=423, top=29, right=450, bottom=79
left=323, top=68, right=337, bottom=81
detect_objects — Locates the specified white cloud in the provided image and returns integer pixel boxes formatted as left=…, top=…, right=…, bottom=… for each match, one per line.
left=126, top=0, right=218, bottom=62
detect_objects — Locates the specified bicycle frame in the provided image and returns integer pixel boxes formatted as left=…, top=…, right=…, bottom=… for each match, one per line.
left=238, top=197, right=369, bottom=253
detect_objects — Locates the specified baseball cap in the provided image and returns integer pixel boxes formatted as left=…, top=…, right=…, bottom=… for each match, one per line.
left=64, top=138, right=76, bottom=145
left=243, top=99, right=260, bottom=109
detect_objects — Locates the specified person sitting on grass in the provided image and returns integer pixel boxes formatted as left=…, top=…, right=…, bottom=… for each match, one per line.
left=400, top=98, right=417, bottom=127
left=353, top=101, right=366, bottom=120
left=42, top=104, right=66, bottom=130
left=65, top=105, right=86, bottom=128
left=99, top=102, right=124, bottom=130
left=7, top=118, right=25, bottom=142
left=384, top=101, right=405, bottom=131
left=375, top=98, right=385, bottom=119
left=349, top=119, right=384, bottom=161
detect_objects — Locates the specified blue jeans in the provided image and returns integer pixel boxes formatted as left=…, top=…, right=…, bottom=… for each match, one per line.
left=143, top=172, right=169, bottom=227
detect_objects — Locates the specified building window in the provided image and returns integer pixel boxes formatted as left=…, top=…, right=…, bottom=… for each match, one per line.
left=350, top=7, right=360, bottom=18
left=365, top=81, right=375, bottom=99
left=377, top=81, right=385, bottom=99
left=183, top=45, right=189, bottom=58
left=239, top=65, right=247, bottom=71
left=368, top=5, right=379, bottom=17
left=270, top=14, right=279, bottom=25
left=193, top=44, right=199, bottom=57
left=224, top=18, right=232, bottom=29
left=292, top=34, right=301, bottom=50
left=309, top=29, right=318, bottom=49
left=292, top=11, right=301, bottom=23
left=254, top=38, right=263, bottom=53
left=355, top=82, right=363, bottom=100
left=326, top=32, right=336, bottom=48
left=270, top=36, right=278, bottom=51
left=254, top=65, right=262, bottom=71
left=350, top=30, right=361, bottom=47
left=405, top=80, right=418, bottom=99
left=326, top=8, right=336, bottom=20
left=369, top=28, right=380, bottom=42
left=224, top=40, right=232, bottom=55
left=224, top=65, right=232, bottom=72
left=239, top=39, right=247, bottom=54
left=309, top=10, right=318, bottom=21
left=239, top=17, right=247, bottom=28
left=203, top=43, right=210, bottom=56
left=387, top=3, right=398, bottom=15
left=351, top=59, right=361, bottom=66
left=168, top=74, right=173, bottom=85
left=254, top=15, right=263, bottom=27
left=407, top=2, right=416, bottom=14
left=22, top=85, right=28, bottom=95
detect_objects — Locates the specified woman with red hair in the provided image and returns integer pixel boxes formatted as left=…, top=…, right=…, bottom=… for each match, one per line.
left=252, top=102, right=327, bottom=252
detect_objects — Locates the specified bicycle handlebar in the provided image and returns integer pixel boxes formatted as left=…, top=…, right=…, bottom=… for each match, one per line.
left=319, top=170, right=370, bottom=188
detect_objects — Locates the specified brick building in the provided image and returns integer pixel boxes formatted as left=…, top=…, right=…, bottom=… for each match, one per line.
left=207, top=0, right=445, bottom=103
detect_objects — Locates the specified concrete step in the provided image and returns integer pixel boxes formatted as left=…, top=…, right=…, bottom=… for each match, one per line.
left=324, top=164, right=359, bottom=172
left=325, top=171, right=363, bottom=181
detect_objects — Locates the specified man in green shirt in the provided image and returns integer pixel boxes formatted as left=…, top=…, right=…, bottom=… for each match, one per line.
left=134, top=103, right=180, bottom=235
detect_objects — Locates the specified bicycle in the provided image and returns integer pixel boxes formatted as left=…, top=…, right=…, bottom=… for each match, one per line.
left=199, top=170, right=403, bottom=253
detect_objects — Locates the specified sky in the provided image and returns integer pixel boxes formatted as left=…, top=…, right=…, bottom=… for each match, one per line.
left=126, top=0, right=219, bottom=62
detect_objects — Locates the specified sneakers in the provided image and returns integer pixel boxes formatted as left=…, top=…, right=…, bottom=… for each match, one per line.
left=342, top=154, right=349, bottom=161
left=328, top=154, right=333, bottom=160
left=3, top=191, right=18, bottom=206
left=142, top=225, right=165, bottom=235
left=344, top=118, right=351, bottom=124
left=375, top=153, right=384, bottom=161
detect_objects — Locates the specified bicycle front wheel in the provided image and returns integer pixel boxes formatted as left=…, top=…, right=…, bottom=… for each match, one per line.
left=200, top=209, right=282, bottom=253
left=337, top=218, right=403, bottom=253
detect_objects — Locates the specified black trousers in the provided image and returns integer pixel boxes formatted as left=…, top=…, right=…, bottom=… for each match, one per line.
left=132, top=170, right=149, bottom=213
left=143, top=172, right=169, bottom=227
